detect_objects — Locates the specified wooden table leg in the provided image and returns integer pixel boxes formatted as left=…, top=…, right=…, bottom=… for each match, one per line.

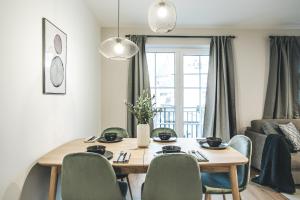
left=229, top=165, right=240, bottom=200
left=48, top=166, right=58, bottom=200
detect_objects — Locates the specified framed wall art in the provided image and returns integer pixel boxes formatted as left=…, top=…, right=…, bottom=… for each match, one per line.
left=42, top=18, right=67, bottom=94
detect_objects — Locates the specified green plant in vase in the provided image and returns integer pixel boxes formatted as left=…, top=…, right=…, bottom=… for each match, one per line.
left=125, top=90, right=160, bottom=147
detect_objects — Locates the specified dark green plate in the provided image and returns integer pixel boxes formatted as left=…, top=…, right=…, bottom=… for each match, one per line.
left=200, top=142, right=228, bottom=150
left=97, top=137, right=123, bottom=143
left=153, top=136, right=177, bottom=142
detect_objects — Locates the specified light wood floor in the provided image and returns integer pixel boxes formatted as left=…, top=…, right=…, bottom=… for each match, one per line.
left=126, top=169, right=288, bottom=200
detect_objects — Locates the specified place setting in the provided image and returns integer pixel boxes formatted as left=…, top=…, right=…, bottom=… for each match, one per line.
left=86, top=145, right=114, bottom=160
left=153, top=132, right=177, bottom=143
left=154, top=145, right=209, bottom=162
left=97, top=132, right=123, bottom=143
left=113, top=151, right=131, bottom=163
left=198, top=137, right=229, bottom=150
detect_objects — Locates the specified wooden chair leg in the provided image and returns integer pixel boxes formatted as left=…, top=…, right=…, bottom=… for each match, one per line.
left=204, top=193, right=212, bottom=200
left=222, top=194, right=226, bottom=200
left=126, top=176, right=133, bottom=200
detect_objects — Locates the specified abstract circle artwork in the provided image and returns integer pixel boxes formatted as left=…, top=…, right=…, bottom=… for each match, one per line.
left=43, top=18, right=67, bottom=94
left=50, top=56, right=64, bottom=87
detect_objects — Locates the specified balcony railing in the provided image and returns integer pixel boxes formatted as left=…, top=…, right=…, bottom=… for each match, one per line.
left=154, top=106, right=205, bottom=138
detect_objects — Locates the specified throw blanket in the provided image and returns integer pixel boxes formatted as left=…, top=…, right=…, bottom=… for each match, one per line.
left=252, top=134, right=295, bottom=194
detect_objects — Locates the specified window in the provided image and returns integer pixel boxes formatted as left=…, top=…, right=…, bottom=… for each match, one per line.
left=147, top=47, right=209, bottom=138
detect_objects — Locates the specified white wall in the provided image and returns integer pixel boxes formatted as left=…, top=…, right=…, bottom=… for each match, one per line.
left=0, top=0, right=101, bottom=199
left=101, top=27, right=300, bottom=133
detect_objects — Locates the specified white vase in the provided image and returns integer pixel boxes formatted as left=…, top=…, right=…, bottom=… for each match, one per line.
left=137, top=124, right=150, bottom=147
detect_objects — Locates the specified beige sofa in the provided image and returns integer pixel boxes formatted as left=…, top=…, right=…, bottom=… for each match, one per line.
left=245, top=119, right=300, bottom=184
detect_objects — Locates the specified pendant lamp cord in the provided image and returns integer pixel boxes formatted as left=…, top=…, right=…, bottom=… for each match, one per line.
left=117, top=0, right=120, bottom=38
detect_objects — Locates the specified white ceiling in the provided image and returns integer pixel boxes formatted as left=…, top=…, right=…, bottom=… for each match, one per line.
left=84, top=0, right=300, bottom=29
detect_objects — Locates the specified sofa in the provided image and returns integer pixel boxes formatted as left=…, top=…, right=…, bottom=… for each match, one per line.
left=245, top=119, right=300, bottom=184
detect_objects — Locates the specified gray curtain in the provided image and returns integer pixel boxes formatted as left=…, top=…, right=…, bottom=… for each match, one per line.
left=203, top=36, right=236, bottom=142
left=263, top=36, right=300, bottom=119
left=127, top=35, right=151, bottom=138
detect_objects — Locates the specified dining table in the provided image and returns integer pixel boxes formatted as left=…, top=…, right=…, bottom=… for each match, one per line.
left=38, top=138, right=248, bottom=200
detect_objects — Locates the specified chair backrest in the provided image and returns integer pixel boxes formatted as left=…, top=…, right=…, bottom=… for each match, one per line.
left=61, top=153, right=123, bottom=200
left=101, top=127, right=129, bottom=138
left=151, top=127, right=177, bottom=138
left=229, top=135, right=252, bottom=188
left=142, top=154, right=202, bottom=200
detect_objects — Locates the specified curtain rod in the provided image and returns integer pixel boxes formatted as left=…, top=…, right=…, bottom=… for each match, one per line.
left=125, top=35, right=236, bottom=39
left=269, top=36, right=299, bottom=38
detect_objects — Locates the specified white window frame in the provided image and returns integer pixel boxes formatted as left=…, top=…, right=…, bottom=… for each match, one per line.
left=146, top=46, right=209, bottom=137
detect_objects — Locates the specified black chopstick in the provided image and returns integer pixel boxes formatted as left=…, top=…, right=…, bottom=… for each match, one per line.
left=122, top=152, right=127, bottom=163
left=117, top=152, right=123, bottom=162
left=196, top=151, right=208, bottom=161
left=88, top=136, right=95, bottom=141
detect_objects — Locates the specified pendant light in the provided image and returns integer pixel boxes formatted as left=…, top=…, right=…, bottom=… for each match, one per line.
left=148, top=0, right=177, bottom=33
left=99, top=0, right=139, bottom=60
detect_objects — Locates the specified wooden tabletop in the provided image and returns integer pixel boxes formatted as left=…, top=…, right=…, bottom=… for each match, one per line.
left=38, top=138, right=248, bottom=170
left=40, top=138, right=248, bottom=200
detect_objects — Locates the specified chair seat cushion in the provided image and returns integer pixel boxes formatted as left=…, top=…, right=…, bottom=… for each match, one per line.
left=118, top=181, right=128, bottom=197
left=202, top=172, right=245, bottom=194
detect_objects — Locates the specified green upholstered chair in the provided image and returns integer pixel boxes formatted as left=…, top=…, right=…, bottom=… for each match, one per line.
left=101, top=127, right=132, bottom=200
left=202, top=135, right=252, bottom=200
left=142, top=154, right=203, bottom=200
left=101, top=127, right=129, bottom=138
left=150, top=127, right=177, bottom=138
left=61, top=152, right=127, bottom=200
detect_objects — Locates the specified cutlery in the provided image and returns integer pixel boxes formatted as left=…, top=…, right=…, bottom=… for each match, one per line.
left=122, top=152, right=127, bottom=162
left=191, top=150, right=200, bottom=160
left=117, top=151, right=124, bottom=162
left=196, top=150, right=208, bottom=161
left=188, top=150, right=199, bottom=160
left=84, top=136, right=97, bottom=143
left=123, top=153, right=131, bottom=163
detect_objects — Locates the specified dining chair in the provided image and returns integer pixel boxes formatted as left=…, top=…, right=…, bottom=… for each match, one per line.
left=101, top=127, right=133, bottom=200
left=151, top=127, right=177, bottom=138
left=61, top=152, right=127, bottom=200
left=202, top=135, right=252, bottom=200
left=142, top=154, right=203, bottom=200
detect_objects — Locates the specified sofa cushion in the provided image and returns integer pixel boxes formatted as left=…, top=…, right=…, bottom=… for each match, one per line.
left=251, top=119, right=300, bottom=133
left=279, top=122, right=300, bottom=151
left=261, top=122, right=296, bottom=152
left=261, top=122, right=281, bottom=135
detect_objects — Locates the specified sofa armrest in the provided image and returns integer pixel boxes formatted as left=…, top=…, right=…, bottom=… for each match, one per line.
left=245, top=129, right=267, bottom=170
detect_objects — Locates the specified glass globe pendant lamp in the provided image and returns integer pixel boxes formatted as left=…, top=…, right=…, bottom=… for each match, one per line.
left=148, top=0, right=177, bottom=33
left=99, top=0, right=139, bottom=60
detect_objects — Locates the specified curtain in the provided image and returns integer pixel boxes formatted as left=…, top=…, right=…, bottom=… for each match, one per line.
left=263, top=36, right=300, bottom=119
left=203, top=36, right=236, bottom=142
left=127, top=35, right=151, bottom=137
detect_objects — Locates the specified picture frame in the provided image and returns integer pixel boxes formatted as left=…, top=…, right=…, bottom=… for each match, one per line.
left=42, top=18, right=67, bottom=94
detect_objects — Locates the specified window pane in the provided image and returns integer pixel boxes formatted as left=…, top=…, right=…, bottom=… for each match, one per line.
left=183, top=107, right=201, bottom=138
left=184, top=56, right=199, bottom=74
left=184, top=89, right=199, bottom=107
left=184, top=74, right=199, bottom=88
left=156, top=89, right=175, bottom=107
left=155, top=88, right=175, bottom=129
left=200, top=56, right=209, bottom=73
left=154, top=106, right=175, bottom=129
left=200, top=74, right=208, bottom=87
left=146, top=53, right=155, bottom=87
left=156, top=53, right=175, bottom=87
